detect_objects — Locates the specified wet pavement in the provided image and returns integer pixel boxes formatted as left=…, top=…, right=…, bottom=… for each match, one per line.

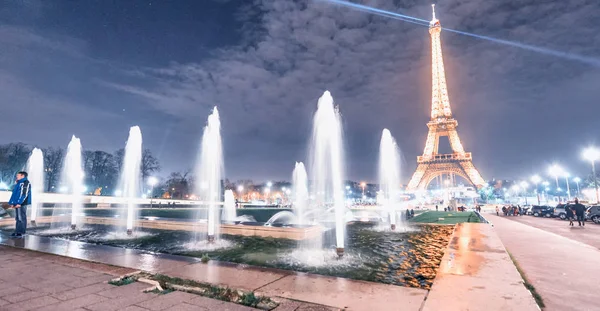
left=498, top=214, right=600, bottom=249
left=0, top=223, right=541, bottom=311
left=0, top=232, right=425, bottom=310
left=422, top=223, right=538, bottom=311
left=490, top=214, right=600, bottom=311
left=0, top=246, right=257, bottom=311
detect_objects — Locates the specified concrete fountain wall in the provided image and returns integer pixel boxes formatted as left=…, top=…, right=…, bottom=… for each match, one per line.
left=0, top=215, right=322, bottom=240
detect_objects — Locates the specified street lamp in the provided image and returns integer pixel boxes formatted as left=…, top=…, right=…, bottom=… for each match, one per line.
left=573, top=177, right=581, bottom=196
left=147, top=177, right=158, bottom=208
left=548, top=165, right=563, bottom=188
left=531, top=175, right=541, bottom=205
left=583, top=147, right=600, bottom=203
left=519, top=181, right=529, bottom=205
left=548, top=164, right=564, bottom=202
left=563, top=171, right=571, bottom=201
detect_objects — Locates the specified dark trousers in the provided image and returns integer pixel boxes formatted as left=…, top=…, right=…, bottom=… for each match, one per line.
left=576, top=214, right=585, bottom=225
left=14, top=205, right=27, bottom=234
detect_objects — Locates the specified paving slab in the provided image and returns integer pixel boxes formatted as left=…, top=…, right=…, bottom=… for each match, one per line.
left=256, top=272, right=426, bottom=311
left=34, top=293, right=109, bottom=311
left=490, top=215, right=600, bottom=311
left=422, top=223, right=538, bottom=311
left=167, top=261, right=290, bottom=291
left=1, top=295, right=60, bottom=311
left=135, top=291, right=197, bottom=310
left=187, top=295, right=258, bottom=310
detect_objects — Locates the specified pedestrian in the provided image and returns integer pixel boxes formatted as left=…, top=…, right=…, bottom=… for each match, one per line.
left=8, top=171, right=31, bottom=237
left=518, top=206, right=523, bottom=216
left=435, top=205, right=438, bottom=211
left=573, top=198, right=586, bottom=227
left=495, top=206, right=499, bottom=216
left=566, top=204, right=574, bottom=227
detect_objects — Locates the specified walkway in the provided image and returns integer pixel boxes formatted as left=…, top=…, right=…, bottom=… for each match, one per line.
left=0, top=223, right=540, bottom=311
left=0, top=246, right=256, bottom=311
left=499, top=215, right=600, bottom=249
left=489, top=215, right=599, bottom=311
left=0, top=233, right=425, bottom=310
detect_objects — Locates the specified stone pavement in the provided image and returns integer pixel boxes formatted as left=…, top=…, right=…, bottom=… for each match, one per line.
left=498, top=215, right=600, bottom=249
left=0, top=222, right=542, bottom=311
left=422, top=223, right=538, bottom=311
left=489, top=214, right=600, bottom=311
left=0, top=246, right=259, bottom=311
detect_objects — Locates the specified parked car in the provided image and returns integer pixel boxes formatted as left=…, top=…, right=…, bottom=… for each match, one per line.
left=531, top=205, right=554, bottom=217
left=587, top=206, right=600, bottom=224
left=554, top=204, right=572, bottom=220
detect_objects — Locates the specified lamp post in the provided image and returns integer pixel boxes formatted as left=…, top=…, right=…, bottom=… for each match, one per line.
left=573, top=177, right=581, bottom=196
left=563, top=172, right=571, bottom=201
left=520, top=181, right=529, bottom=205
left=531, top=175, right=541, bottom=205
left=583, top=147, right=600, bottom=203
left=548, top=165, right=564, bottom=202
left=237, top=185, right=244, bottom=201
left=147, top=177, right=158, bottom=208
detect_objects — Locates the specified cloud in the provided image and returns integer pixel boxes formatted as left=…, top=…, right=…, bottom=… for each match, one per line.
left=2, top=0, right=599, bottom=181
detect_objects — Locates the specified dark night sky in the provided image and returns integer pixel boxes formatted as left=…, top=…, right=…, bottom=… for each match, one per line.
left=1, top=0, right=599, bottom=183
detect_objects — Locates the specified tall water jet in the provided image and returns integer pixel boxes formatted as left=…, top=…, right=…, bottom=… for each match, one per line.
left=119, top=126, right=143, bottom=235
left=292, top=162, right=308, bottom=225
left=62, top=136, right=84, bottom=230
left=196, top=107, right=223, bottom=243
left=222, top=190, right=236, bottom=222
left=26, top=148, right=44, bottom=225
left=310, top=91, right=346, bottom=257
left=379, top=129, right=402, bottom=230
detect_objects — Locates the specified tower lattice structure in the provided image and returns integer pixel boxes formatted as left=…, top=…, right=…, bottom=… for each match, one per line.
left=407, top=5, right=485, bottom=191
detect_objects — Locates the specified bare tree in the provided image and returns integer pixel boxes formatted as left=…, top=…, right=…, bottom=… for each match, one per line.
left=0, top=143, right=31, bottom=183
left=83, top=150, right=118, bottom=195
left=114, top=148, right=160, bottom=183
left=43, top=147, right=64, bottom=192
left=142, top=149, right=160, bottom=181
left=164, top=171, right=191, bottom=199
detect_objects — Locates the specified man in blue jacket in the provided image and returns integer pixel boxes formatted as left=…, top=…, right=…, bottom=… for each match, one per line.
left=8, top=171, right=31, bottom=237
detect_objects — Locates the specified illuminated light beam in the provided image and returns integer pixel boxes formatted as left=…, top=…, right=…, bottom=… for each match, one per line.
left=318, top=0, right=600, bottom=67
left=320, top=0, right=429, bottom=26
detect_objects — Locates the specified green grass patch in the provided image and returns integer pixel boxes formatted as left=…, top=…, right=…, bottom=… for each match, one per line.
left=201, top=254, right=210, bottom=263
left=108, top=276, right=136, bottom=286
left=409, top=211, right=480, bottom=224
left=508, top=252, right=545, bottom=309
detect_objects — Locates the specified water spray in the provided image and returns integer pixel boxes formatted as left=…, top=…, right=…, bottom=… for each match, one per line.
left=318, top=0, right=600, bottom=67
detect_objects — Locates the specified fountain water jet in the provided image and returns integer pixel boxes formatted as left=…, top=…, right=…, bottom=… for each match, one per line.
left=119, top=126, right=143, bottom=235
left=292, top=162, right=308, bottom=225
left=222, top=190, right=236, bottom=222
left=379, top=129, right=402, bottom=230
left=26, top=148, right=44, bottom=226
left=62, top=136, right=84, bottom=230
left=310, top=91, right=346, bottom=257
left=196, top=107, right=223, bottom=243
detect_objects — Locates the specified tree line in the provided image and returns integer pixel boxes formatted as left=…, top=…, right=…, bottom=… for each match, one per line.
left=0, top=142, right=160, bottom=195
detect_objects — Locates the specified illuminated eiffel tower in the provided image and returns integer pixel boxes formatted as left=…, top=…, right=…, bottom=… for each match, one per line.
left=407, top=5, right=485, bottom=191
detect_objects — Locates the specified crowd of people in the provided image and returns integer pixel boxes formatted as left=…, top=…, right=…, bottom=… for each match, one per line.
left=496, top=205, right=525, bottom=216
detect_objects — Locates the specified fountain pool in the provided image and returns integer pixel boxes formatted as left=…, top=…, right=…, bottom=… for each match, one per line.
left=13, top=222, right=453, bottom=289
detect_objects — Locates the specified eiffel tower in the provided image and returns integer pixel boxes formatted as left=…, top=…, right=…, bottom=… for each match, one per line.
left=407, top=5, right=485, bottom=191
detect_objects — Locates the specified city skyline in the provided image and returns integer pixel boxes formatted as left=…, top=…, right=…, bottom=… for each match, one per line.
left=1, top=0, right=599, bottom=182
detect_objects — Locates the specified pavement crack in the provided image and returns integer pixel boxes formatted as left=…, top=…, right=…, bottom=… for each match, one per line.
left=252, top=274, right=289, bottom=292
